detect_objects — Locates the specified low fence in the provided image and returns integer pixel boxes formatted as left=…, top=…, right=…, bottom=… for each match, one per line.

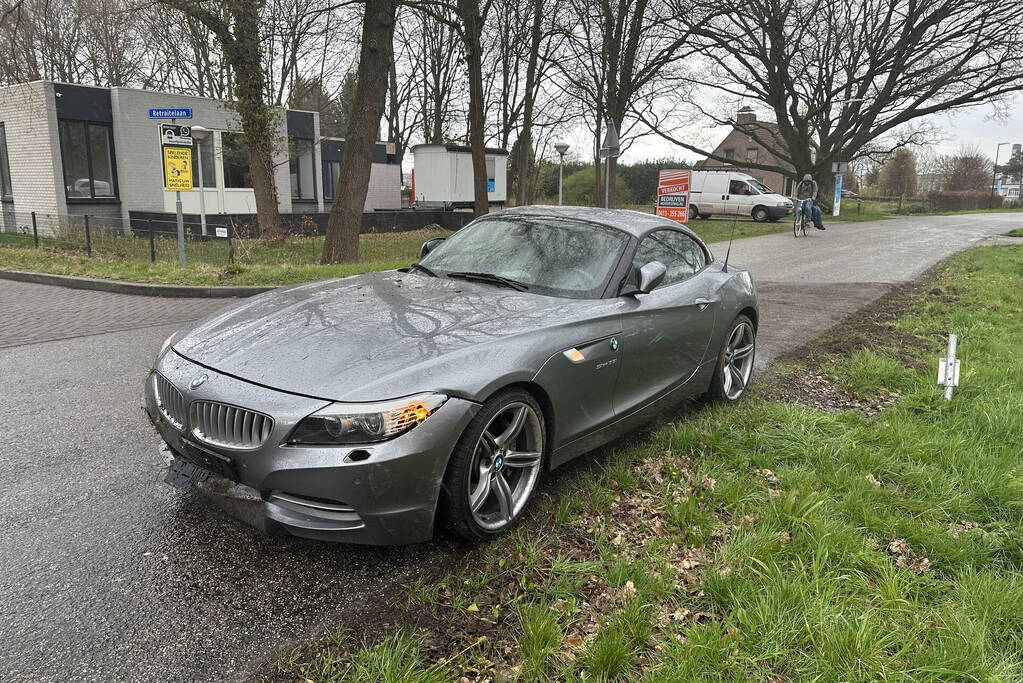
left=0, top=209, right=240, bottom=265
left=0, top=206, right=470, bottom=268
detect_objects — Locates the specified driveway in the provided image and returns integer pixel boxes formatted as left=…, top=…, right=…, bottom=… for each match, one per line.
left=1, top=213, right=1018, bottom=681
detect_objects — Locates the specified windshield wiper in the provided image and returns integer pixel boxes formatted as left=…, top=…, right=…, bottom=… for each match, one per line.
left=446, top=271, right=530, bottom=291
left=401, top=263, right=439, bottom=278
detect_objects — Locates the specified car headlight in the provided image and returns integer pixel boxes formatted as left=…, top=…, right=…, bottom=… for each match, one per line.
left=287, top=393, right=448, bottom=445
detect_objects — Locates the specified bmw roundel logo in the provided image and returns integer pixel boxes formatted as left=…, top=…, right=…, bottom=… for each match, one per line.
left=610, top=337, right=619, bottom=351
left=190, top=374, right=208, bottom=390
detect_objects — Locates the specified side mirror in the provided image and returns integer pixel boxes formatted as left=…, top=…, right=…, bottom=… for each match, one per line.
left=419, top=237, right=446, bottom=259
left=637, top=261, right=667, bottom=293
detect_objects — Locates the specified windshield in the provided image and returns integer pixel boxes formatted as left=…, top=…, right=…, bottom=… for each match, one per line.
left=748, top=179, right=773, bottom=194
left=419, top=215, right=629, bottom=298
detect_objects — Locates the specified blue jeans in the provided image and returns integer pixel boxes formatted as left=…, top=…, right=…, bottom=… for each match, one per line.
left=802, top=199, right=823, bottom=228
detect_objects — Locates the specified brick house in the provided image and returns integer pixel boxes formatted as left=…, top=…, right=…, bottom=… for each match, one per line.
left=0, top=80, right=401, bottom=235
left=695, top=107, right=795, bottom=196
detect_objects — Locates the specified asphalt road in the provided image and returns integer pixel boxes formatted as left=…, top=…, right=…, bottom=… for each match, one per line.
left=1, top=213, right=1019, bottom=681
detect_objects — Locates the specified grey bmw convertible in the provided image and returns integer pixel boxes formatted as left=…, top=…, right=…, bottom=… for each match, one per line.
left=145, top=206, right=758, bottom=545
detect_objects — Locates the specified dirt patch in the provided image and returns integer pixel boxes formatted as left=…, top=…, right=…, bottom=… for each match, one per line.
left=763, top=367, right=901, bottom=415
left=756, top=265, right=950, bottom=412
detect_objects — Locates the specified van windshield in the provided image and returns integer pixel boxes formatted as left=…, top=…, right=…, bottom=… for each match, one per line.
left=749, top=179, right=773, bottom=194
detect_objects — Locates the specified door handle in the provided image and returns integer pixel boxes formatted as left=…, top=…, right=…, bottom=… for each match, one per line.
left=694, top=297, right=713, bottom=311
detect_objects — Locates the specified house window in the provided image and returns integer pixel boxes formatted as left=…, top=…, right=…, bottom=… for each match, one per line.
left=0, top=123, right=11, bottom=200
left=722, top=148, right=735, bottom=160
left=222, top=132, right=252, bottom=188
left=290, top=137, right=315, bottom=200
left=58, top=120, right=117, bottom=199
left=747, top=148, right=759, bottom=163
left=191, top=136, right=216, bottom=188
left=323, top=160, right=341, bottom=200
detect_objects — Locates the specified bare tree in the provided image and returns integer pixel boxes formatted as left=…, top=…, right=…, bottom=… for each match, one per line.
left=650, top=0, right=1023, bottom=193
left=878, top=148, right=917, bottom=196
left=408, top=0, right=494, bottom=216
left=938, top=146, right=991, bottom=192
left=559, top=0, right=696, bottom=207
left=159, top=0, right=284, bottom=237
left=322, top=0, right=398, bottom=263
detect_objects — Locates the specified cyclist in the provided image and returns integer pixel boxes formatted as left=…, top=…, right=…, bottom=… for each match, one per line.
left=795, top=174, right=825, bottom=230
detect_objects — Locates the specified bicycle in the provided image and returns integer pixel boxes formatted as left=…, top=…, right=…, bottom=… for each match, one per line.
left=793, top=199, right=808, bottom=238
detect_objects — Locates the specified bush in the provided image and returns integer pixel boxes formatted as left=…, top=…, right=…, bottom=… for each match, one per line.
left=561, top=167, right=633, bottom=206
left=925, top=191, right=1002, bottom=212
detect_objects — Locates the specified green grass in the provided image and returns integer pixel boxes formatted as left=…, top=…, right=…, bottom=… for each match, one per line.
left=277, top=244, right=1023, bottom=680
left=0, top=229, right=448, bottom=286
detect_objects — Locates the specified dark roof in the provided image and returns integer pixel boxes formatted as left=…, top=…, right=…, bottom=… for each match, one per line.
left=498, top=205, right=699, bottom=240
left=411, top=143, right=510, bottom=155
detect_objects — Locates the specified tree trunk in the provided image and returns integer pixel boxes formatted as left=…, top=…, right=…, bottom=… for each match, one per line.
left=458, top=0, right=489, bottom=217
left=322, top=0, right=398, bottom=264
left=515, top=0, right=544, bottom=206
left=223, top=1, right=282, bottom=238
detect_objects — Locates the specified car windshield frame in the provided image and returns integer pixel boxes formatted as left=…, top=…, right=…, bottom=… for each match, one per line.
left=748, top=179, right=773, bottom=194
left=418, top=214, right=632, bottom=300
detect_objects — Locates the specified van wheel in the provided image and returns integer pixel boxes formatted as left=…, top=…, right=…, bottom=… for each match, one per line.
left=752, top=206, right=769, bottom=222
left=688, top=205, right=700, bottom=221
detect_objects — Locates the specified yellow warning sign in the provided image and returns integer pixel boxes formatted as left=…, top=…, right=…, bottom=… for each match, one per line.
left=163, top=146, right=193, bottom=191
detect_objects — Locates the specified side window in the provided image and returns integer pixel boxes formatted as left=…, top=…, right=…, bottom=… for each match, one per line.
left=729, top=179, right=749, bottom=195
left=632, top=230, right=707, bottom=288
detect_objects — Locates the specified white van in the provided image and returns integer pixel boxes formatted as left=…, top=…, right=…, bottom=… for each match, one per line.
left=687, top=171, right=793, bottom=222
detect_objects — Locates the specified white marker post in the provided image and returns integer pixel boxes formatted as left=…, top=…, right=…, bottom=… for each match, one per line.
left=938, top=333, right=960, bottom=400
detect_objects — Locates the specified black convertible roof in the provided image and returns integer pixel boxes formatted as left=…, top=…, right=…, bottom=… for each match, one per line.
left=499, top=205, right=700, bottom=240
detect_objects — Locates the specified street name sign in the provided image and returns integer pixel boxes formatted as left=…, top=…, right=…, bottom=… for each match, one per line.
left=149, top=107, right=193, bottom=119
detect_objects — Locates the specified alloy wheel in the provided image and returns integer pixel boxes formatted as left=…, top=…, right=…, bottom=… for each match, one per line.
left=467, top=402, right=543, bottom=531
left=722, top=321, right=755, bottom=400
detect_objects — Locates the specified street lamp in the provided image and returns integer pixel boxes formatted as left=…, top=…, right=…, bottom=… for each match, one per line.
left=554, top=142, right=570, bottom=205
left=990, top=142, right=1011, bottom=210
left=191, top=125, right=210, bottom=236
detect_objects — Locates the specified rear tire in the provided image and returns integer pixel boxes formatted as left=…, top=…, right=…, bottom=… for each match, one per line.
left=440, top=388, right=546, bottom=543
left=708, top=315, right=756, bottom=404
left=688, top=205, right=700, bottom=221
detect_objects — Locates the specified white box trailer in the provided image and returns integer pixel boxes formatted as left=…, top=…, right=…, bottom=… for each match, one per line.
left=411, top=144, right=509, bottom=208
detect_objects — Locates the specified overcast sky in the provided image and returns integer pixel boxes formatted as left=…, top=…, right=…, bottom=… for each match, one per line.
left=612, top=97, right=1022, bottom=164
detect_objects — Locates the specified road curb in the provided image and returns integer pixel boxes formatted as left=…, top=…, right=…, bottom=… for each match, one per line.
left=0, top=269, right=274, bottom=298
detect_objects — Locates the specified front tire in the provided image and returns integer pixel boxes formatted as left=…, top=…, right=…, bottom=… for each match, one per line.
left=708, top=315, right=756, bottom=403
left=440, top=389, right=545, bottom=542
left=752, top=206, right=769, bottom=222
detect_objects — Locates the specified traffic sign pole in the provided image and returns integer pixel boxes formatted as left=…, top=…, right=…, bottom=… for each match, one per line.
left=172, top=118, right=187, bottom=267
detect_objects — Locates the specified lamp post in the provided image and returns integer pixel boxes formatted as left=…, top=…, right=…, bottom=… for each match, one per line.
left=554, top=142, right=569, bottom=205
left=191, top=125, right=210, bottom=236
left=990, top=142, right=1010, bottom=210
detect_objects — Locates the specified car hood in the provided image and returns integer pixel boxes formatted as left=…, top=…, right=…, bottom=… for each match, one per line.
left=172, top=271, right=595, bottom=401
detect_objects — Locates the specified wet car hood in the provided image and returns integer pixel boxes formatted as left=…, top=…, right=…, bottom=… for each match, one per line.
left=172, top=271, right=597, bottom=401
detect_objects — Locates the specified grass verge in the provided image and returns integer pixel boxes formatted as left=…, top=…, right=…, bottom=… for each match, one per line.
left=0, top=229, right=448, bottom=286
left=269, top=244, right=1023, bottom=681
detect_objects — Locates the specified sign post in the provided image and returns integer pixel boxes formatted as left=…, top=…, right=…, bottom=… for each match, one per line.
left=599, top=123, right=621, bottom=209
left=160, top=122, right=193, bottom=267
left=832, top=161, right=848, bottom=217
left=655, top=170, right=691, bottom=224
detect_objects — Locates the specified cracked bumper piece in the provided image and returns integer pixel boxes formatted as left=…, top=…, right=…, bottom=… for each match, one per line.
left=146, top=350, right=479, bottom=545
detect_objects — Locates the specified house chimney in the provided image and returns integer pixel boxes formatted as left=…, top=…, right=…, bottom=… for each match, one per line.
left=736, top=106, right=756, bottom=125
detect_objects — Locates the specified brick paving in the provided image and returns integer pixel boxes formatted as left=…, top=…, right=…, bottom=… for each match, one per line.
left=0, top=280, right=235, bottom=348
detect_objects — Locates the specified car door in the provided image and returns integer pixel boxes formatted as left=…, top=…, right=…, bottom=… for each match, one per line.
left=727, top=178, right=756, bottom=216
left=613, top=229, right=718, bottom=417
